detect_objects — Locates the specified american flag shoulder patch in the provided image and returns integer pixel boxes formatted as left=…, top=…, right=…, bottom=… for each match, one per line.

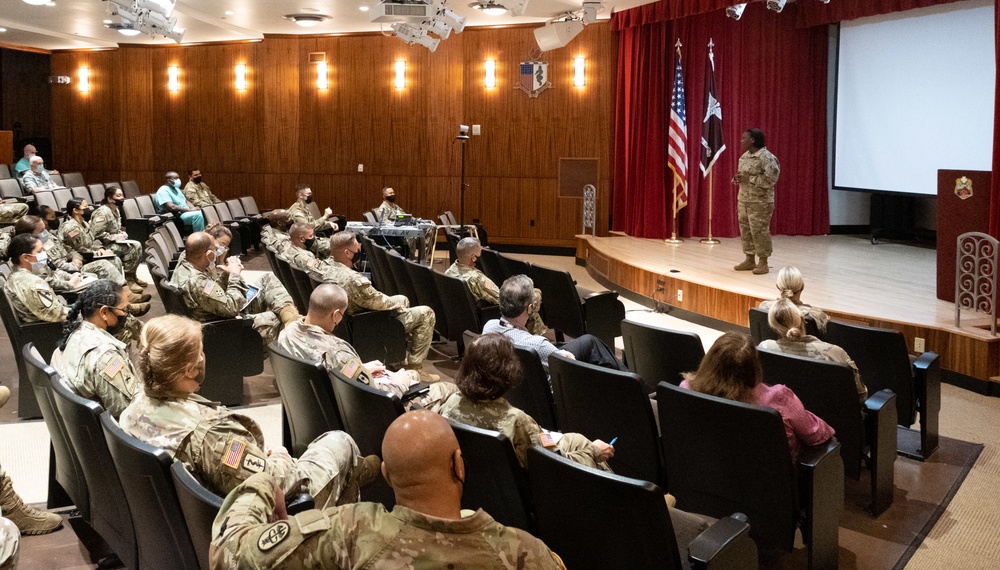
left=203, top=281, right=215, bottom=295
left=341, top=359, right=361, bottom=379
left=102, top=356, right=126, bottom=378
left=222, top=438, right=248, bottom=470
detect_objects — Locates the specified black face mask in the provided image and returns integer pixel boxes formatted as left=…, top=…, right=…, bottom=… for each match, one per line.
left=192, top=176, right=203, bottom=184
left=105, top=309, right=126, bottom=337
left=385, top=195, right=396, bottom=203
left=351, top=248, right=362, bottom=266
left=304, top=196, right=313, bottom=204
left=46, top=219, right=60, bottom=231
left=303, top=238, right=316, bottom=250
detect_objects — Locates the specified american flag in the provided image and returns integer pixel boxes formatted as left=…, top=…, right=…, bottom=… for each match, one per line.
left=223, top=438, right=247, bottom=469
left=667, top=42, right=689, bottom=216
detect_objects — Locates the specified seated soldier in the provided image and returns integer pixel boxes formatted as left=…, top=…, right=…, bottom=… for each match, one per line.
left=260, top=209, right=292, bottom=255
left=121, top=315, right=380, bottom=508
left=373, top=186, right=407, bottom=225
left=183, top=168, right=222, bottom=208
left=169, top=232, right=299, bottom=345
left=445, top=237, right=546, bottom=335
left=287, top=184, right=335, bottom=257
left=211, top=410, right=567, bottom=569
left=50, top=280, right=139, bottom=419
left=758, top=265, right=830, bottom=334
left=482, top=274, right=625, bottom=372
left=285, top=226, right=437, bottom=379
left=89, top=186, right=147, bottom=289
left=278, top=283, right=457, bottom=409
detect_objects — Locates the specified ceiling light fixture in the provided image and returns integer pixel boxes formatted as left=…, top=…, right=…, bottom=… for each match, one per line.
left=766, top=0, right=787, bottom=12
left=22, top=0, right=48, bottom=5
left=0, top=28, right=7, bottom=32
left=284, top=14, right=330, bottom=27
left=469, top=1, right=507, bottom=16
left=726, top=3, right=747, bottom=20
left=106, top=22, right=142, bottom=36
left=359, top=5, right=370, bottom=11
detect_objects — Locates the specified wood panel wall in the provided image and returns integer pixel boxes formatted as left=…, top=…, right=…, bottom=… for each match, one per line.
left=49, top=23, right=617, bottom=247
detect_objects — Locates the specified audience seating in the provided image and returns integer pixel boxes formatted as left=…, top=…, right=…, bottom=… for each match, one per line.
left=527, top=445, right=758, bottom=570
left=101, top=412, right=202, bottom=570
left=748, top=307, right=821, bottom=343
left=269, top=254, right=304, bottom=312
left=121, top=180, right=141, bottom=199
left=121, top=197, right=164, bottom=246
left=824, top=320, right=941, bottom=460
left=432, top=271, right=499, bottom=355
left=758, top=348, right=897, bottom=516
left=287, top=263, right=318, bottom=316
left=329, top=368, right=403, bottom=508
left=51, top=376, right=137, bottom=570
left=87, top=184, right=105, bottom=205
left=136, top=194, right=175, bottom=222
left=215, top=201, right=259, bottom=252
left=362, top=211, right=378, bottom=225
left=361, top=237, right=397, bottom=296
left=70, top=186, right=90, bottom=202
left=33, top=190, right=58, bottom=213
left=405, top=259, right=450, bottom=339
left=476, top=247, right=507, bottom=285
left=238, top=196, right=263, bottom=216
left=383, top=250, right=419, bottom=307
left=0, top=272, right=64, bottom=419
left=49, top=173, right=65, bottom=188
left=449, top=421, right=535, bottom=533
left=61, top=172, right=85, bottom=188
left=0, top=179, right=29, bottom=203
left=0, top=164, right=10, bottom=179
left=170, top=462, right=222, bottom=570
left=267, top=343, right=344, bottom=457
left=53, top=187, right=73, bottom=211
left=226, top=198, right=261, bottom=221
left=529, top=263, right=626, bottom=347
left=621, top=319, right=705, bottom=391
left=658, top=382, right=843, bottom=570
left=549, top=353, right=665, bottom=487
left=23, top=345, right=87, bottom=514
left=509, top=345, right=558, bottom=431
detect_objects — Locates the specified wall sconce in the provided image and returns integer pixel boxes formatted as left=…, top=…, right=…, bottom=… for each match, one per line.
left=235, top=63, right=247, bottom=91
left=168, top=65, right=180, bottom=92
left=573, top=57, right=585, bottom=87
left=316, top=61, right=328, bottom=90
left=484, top=59, right=496, bottom=88
left=394, top=60, right=406, bottom=89
left=78, top=66, right=90, bottom=93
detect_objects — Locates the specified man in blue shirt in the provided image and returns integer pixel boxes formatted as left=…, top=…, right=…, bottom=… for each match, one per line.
left=154, top=171, right=205, bottom=232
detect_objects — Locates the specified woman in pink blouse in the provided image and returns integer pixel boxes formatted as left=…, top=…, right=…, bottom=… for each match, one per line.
left=680, top=332, right=834, bottom=461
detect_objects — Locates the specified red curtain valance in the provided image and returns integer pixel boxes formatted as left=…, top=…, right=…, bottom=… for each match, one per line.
left=610, top=0, right=749, bottom=30
left=796, top=0, right=970, bottom=27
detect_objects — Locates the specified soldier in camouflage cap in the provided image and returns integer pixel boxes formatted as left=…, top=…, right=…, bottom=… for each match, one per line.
left=286, top=226, right=436, bottom=377
left=169, top=232, right=299, bottom=346
left=211, top=410, right=566, bottom=569
left=89, top=186, right=147, bottom=288
left=50, top=280, right=139, bottom=419
left=445, top=236, right=547, bottom=335
left=120, top=315, right=378, bottom=508
left=278, top=284, right=457, bottom=410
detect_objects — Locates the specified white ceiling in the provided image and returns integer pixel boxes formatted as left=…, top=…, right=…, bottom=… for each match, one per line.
left=0, top=0, right=660, bottom=51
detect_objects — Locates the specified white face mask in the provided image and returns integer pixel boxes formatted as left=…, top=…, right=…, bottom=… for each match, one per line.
left=30, top=251, right=48, bottom=274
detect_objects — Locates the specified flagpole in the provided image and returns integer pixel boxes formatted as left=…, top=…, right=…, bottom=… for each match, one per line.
left=666, top=180, right=683, bottom=244
left=700, top=170, right=720, bottom=244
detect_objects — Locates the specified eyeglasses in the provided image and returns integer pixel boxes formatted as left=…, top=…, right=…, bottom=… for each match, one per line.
left=108, top=305, right=130, bottom=317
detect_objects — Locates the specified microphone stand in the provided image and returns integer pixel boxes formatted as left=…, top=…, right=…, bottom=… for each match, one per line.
left=457, top=128, right=470, bottom=229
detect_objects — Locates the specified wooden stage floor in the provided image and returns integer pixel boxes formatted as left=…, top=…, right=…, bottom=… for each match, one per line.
left=575, top=233, right=1000, bottom=386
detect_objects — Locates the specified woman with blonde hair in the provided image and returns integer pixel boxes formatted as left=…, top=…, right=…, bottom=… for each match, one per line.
left=120, top=314, right=378, bottom=507
left=759, top=299, right=867, bottom=404
left=758, top=266, right=829, bottom=333
left=682, top=331, right=834, bottom=461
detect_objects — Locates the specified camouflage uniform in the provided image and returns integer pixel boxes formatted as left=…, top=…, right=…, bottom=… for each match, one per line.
left=183, top=181, right=222, bottom=208
left=210, top=472, right=566, bottom=570
left=759, top=337, right=867, bottom=404
left=89, top=205, right=142, bottom=274
left=0, top=231, right=10, bottom=259
left=287, top=247, right=435, bottom=367
left=434, top=392, right=608, bottom=471
left=445, top=261, right=547, bottom=335
left=260, top=226, right=291, bottom=256
left=44, top=232, right=129, bottom=286
left=286, top=202, right=332, bottom=258
left=50, top=321, right=138, bottom=419
left=758, top=299, right=830, bottom=335
left=120, top=392, right=361, bottom=507
left=0, top=203, right=27, bottom=224
left=20, top=171, right=57, bottom=192
left=736, top=146, right=780, bottom=257
left=4, top=268, right=68, bottom=323
left=373, top=200, right=406, bottom=225
left=277, top=319, right=457, bottom=410
left=170, top=259, right=295, bottom=345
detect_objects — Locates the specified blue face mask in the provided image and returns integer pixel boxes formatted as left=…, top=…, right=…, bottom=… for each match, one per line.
left=171, top=179, right=180, bottom=189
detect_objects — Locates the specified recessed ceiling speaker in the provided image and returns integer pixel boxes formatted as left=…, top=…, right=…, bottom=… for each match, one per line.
left=533, top=19, right=584, bottom=51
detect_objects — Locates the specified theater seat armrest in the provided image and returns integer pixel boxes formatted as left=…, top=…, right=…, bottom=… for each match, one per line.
left=797, top=438, right=843, bottom=570
left=863, top=389, right=896, bottom=415
left=863, top=389, right=897, bottom=516
left=689, top=513, right=758, bottom=570
left=286, top=492, right=314, bottom=515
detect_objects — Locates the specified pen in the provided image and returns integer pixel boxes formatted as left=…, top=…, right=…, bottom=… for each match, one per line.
left=609, top=437, right=618, bottom=446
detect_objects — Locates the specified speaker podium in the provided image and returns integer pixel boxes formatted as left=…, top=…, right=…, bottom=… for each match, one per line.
left=936, top=169, right=991, bottom=302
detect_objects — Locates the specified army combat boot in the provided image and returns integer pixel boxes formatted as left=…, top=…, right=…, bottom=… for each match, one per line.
left=0, top=475, right=63, bottom=535
left=734, top=254, right=756, bottom=271
left=753, top=256, right=769, bottom=275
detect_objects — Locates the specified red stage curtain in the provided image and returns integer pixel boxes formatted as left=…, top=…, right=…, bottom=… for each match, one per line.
left=612, top=4, right=830, bottom=239
left=795, top=0, right=968, bottom=28
left=610, top=0, right=749, bottom=30
left=992, top=0, right=1000, bottom=239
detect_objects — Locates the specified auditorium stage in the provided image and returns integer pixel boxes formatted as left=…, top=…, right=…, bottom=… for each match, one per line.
left=575, top=233, right=1000, bottom=388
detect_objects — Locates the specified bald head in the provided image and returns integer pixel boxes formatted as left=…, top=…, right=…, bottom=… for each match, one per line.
left=185, top=232, right=213, bottom=257
left=23, top=145, right=36, bottom=158
left=289, top=222, right=314, bottom=249
left=382, top=411, right=464, bottom=515
left=308, top=283, right=347, bottom=315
